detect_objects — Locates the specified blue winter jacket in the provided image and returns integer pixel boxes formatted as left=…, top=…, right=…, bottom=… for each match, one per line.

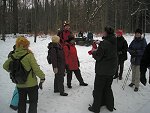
left=128, top=37, right=147, bottom=65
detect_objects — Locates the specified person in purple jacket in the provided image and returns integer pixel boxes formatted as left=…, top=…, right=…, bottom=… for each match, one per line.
left=128, top=28, right=147, bottom=92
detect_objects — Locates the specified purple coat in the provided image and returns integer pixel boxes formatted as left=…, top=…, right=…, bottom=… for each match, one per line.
left=128, top=37, right=147, bottom=65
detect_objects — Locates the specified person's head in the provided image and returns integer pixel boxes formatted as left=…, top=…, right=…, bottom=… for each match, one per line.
left=116, top=30, right=123, bottom=37
left=16, top=36, right=30, bottom=49
left=64, top=22, right=70, bottom=31
left=52, top=35, right=60, bottom=43
left=67, top=35, right=75, bottom=44
left=103, top=27, right=114, bottom=37
left=135, top=28, right=142, bottom=38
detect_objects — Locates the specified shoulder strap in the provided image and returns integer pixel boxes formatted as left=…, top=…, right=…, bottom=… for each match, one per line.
left=19, top=53, right=29, bottom=61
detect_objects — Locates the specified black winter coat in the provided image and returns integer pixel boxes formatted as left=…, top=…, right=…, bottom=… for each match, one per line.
left=48, top=43, right=65, bottom=74
left=92, top=34, right=118, bottom=76
left=117, top=36, right=128, bottom=63
left=140, top=43, right=150, bottom=75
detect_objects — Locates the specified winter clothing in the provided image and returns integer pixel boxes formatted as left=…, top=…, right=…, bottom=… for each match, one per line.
left=92, top=34, right=118, bottom=76
left=17, top=85, right=38, bottom=113
left=114, top=36, right=128, bottom=79
left=135, top=28, right=142, bottom=34
left=131, top=65, right=140, bottom=88
left=57, top=30, right=72, bottom=45
left=90, top=30, right=117, bottom=112
left=128, top=37, right=147, bottom=65
left=105, top=27, right=114, bottom=35
left=63, top=43, right=79, bottom=70
left=10, top=87, right=19, bottom=110
left=91, top=75, right=114, bottom=113
left=67, top=69, right=85, bottom=87
left=140, top=43, right=150, bottom=85
left=3, top=47, right=45, bottom=88
left=128, top=36, right=147, bottom=90
left=48, top=42, right=66, bottom=94
left=51, top=35, right=60, bottom=43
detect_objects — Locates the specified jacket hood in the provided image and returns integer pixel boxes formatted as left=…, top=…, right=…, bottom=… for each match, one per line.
left=104, top=34, right=116, bottom=45
left=13, top=47, right=29, bottom=59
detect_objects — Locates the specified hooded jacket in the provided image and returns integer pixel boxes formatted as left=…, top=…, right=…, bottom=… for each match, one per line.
left=92, top=34, right=118, bottom=76
left=3, top=47, right=45, bottom=88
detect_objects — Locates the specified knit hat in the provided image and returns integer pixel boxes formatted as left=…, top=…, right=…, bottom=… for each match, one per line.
left=104, top=27, right=114, bottom=35
left=116, top=30, right=123, bottom=36
left=135, top=28, right=142, bottom=34
left=52, top=35, right=60, bottom=43
left=16, top=36, right=30, bottom=49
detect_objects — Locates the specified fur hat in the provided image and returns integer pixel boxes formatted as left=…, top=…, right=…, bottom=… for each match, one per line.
left=135, top=28, right=142, bottom=34
left=16, top=36, right=30, bottom=49
left=105, top=27, right=114, bottom=35
left=52, top=35, right=60, bottom=43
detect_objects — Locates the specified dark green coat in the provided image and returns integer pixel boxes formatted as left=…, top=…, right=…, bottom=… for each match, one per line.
left=92, top=34, right=118, bottom=76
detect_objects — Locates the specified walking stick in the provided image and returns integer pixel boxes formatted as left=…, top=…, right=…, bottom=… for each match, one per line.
left=122, top=65, right=132, bottom=90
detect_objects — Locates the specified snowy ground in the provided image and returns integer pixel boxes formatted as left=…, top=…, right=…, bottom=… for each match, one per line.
left=0, top=34, right=150, bottom=113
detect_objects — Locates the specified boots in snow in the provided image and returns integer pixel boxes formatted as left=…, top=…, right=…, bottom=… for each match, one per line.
left=80, top=83, right=88, bottom=86
left=129, top=83, right=135, bottom=87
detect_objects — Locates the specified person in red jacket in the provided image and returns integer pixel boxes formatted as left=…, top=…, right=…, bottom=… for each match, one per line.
left=63, top=35, right=88, bottom=88
left=57, top=22, right=72, bottom=46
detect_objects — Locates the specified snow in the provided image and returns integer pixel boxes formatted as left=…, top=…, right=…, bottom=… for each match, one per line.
left=0, top=34, right=150, bottom=113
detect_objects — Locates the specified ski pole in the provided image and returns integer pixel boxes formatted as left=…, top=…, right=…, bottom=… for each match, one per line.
left=122, top=65, right=132, bottom=90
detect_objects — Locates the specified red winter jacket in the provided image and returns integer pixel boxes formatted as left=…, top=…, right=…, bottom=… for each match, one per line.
left=63, top=43, right=79, bottom=70
left=57, top=30, right=72, bottom=45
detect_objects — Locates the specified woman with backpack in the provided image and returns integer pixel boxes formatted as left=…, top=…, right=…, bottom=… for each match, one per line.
left=3, top=36, right=45, bottom=113
left=47, top=35, right=68, bottom=96
left=128, top=29, right=147, bottom=92
left=63, top=35, right=88, bottom=88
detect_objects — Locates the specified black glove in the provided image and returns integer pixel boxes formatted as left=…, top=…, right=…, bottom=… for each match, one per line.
left=39, top=82, right=43, bottom=90
left=140, top=75, right=147, bottom=86
left=66, top=64, right=69, bottom=70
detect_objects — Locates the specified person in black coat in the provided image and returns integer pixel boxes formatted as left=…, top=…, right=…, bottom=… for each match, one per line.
left=114, top=30, right=128, bottom=80
left=140, top=43, right=150, bottom=86
left=88, top=27, right=117, bottom=113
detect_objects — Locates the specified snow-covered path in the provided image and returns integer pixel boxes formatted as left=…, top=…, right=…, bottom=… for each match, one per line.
left=0, top=34, right=150, bottom=113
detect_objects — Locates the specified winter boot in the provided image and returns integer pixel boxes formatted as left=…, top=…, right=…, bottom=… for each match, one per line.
left=119, top=76, right=122, bottom=80
left=129, top=83, right=135, bottom=87
left=134, top=87, right=139, bottom=92
left=67, top=85, right=72, bottom=89
left=80, top=83, right=88, bottom=86
left=60, top=92, right=68, bottom=96
left=88, top=106, right=99, bottom=113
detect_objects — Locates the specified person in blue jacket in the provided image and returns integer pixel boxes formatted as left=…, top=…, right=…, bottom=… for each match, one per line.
left=128, top=28, right=147, bottom=92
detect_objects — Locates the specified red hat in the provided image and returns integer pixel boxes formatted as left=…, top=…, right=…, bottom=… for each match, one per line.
left=116, top=30, right=123, bottom=36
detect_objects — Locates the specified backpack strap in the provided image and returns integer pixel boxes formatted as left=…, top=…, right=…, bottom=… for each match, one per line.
left=19, top=53, right=29, bottom=61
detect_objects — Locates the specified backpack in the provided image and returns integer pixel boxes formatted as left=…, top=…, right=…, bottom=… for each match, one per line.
left=9, top=53, right=31, bottom=84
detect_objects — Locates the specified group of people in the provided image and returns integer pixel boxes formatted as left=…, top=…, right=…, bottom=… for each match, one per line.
left=2, top=22, right=150, bottom=113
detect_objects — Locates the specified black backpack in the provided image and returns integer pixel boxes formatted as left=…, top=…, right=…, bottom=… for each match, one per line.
left=9, top=53, right=31, bottom=84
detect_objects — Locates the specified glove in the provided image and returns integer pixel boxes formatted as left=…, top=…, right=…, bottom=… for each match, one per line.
left=66, top=64, right=69, bottom=70
left=38, top=78, right=45, bottom=90
left=140, top=75, right=147, bottom=86
left=53, top=68, right=58, bottom=74
left=118, top=51, right=123, bottom=55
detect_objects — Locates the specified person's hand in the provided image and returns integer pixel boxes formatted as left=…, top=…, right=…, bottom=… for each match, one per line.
left=38, top=79, right=45, bottom=90
left=53, top=68, right=58, bottom=74
left=65, top=65, right=69, bottom=70
left=140, top=75, right=147, bottom=86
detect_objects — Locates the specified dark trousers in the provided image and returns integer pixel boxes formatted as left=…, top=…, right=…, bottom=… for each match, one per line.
left=17, top=86, right=38, bottom=113
left=92, top=75, right=114, bottom=113
left=54, top=74, right=64, bottom=93
left=67, top=69, right=84, bottom=86
left=115, top=62, right=124, bottom=78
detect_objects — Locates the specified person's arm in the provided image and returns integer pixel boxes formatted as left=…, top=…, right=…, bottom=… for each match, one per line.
left=50, top=48, right=58, bottom=69
left=63, top=46, right=69, bottom=65
left=128, top=41, right=136, bottom=56
left=122, top=40, right=128, bottom=54
left=136, top=39, right=147, bottom=56
left=3, top=58, right=12, bottom=72
left=92, top=45, right=104, bottom=61
left=29, top=53, right=45, bottom=79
